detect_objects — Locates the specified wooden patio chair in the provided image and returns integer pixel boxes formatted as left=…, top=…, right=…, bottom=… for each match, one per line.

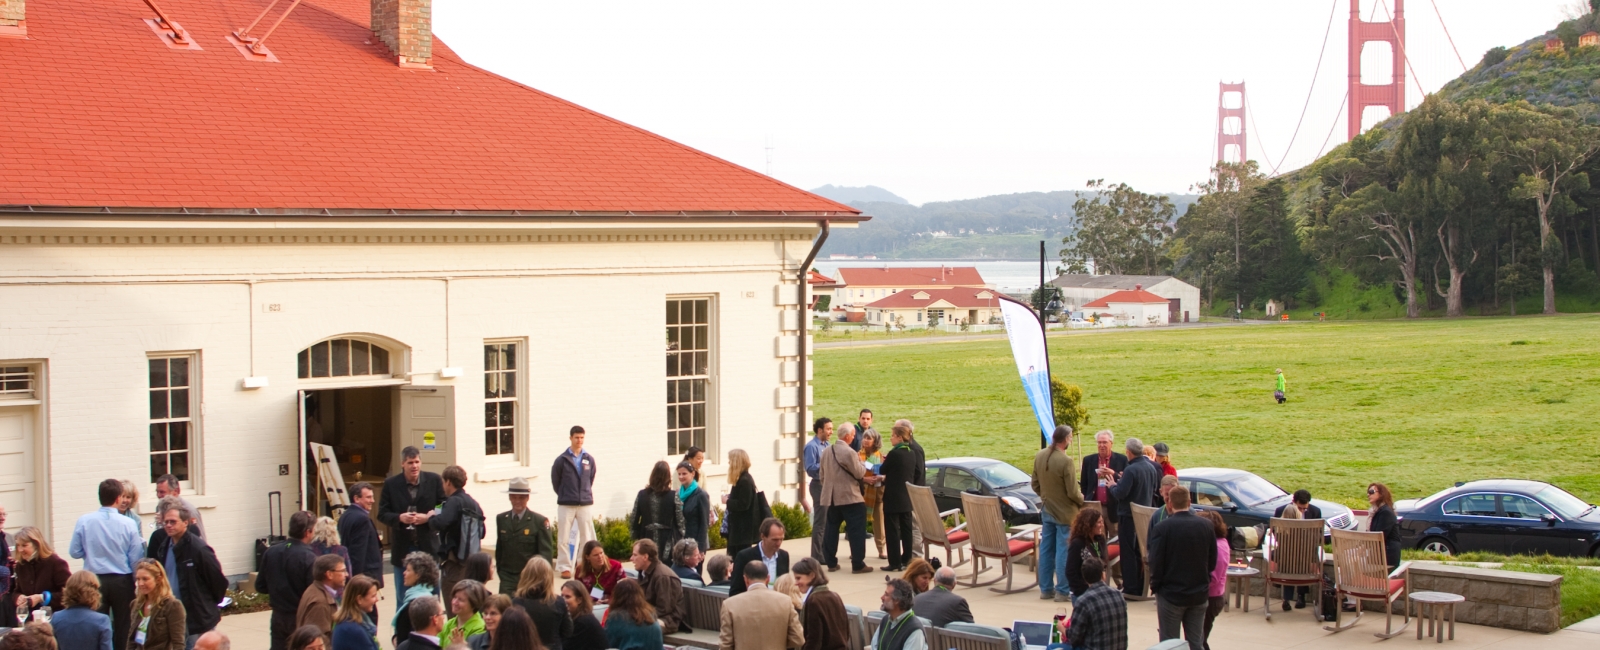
left=1323, top=529, right=1411, bottom=639
left=909, top=484, right=969, bottom=567
left=1263, top=517, right=1324, bottom=621
left=1127, top=502, right=1158, bottom=600
left=928, top=624, right=1010, bottom=650
left=960, top=492, right=1038, bottom=594
left=844, top=604, right=866, bottom=650
left=681, top=586, right=727, bottom=632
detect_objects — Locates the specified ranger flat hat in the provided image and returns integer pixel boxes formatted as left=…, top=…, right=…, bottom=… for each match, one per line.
left=504, top=477, right=531, bottom=494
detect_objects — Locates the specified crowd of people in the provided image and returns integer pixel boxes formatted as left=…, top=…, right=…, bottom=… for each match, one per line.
left=0, top=413, right=1408, bottom=650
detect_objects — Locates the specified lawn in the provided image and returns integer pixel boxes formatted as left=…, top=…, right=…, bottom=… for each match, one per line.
left=813, top=314, right=1600, bottom=508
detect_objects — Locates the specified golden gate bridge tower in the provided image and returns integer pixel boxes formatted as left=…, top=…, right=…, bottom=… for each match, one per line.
left=1216, top=82, right=1247, bottom=164
left=1348, top=0, right=1405, bottom=140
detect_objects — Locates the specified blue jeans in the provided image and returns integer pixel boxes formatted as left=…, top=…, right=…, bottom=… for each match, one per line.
left=1038, top=511, right=1071, bottom=596
left=393, top=565, right=407, bottom=613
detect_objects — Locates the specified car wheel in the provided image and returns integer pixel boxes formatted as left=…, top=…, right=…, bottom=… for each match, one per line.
left=1421, top=537, right=1455, bottom=556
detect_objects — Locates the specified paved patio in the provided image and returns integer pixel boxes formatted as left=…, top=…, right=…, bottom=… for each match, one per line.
left=217, top=537, right=1600, bottom=649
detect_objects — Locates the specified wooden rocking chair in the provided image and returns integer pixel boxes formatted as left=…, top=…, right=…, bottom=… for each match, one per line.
left=908, top=484, right=969, bottom=567
left=1263, top=517, right=1324, bottom=621
left=1126, top=502, right=1158, bottom=600
left=1324, top=529, right=1411, bottom=639
left=960, top=492, right=1037, bottom=594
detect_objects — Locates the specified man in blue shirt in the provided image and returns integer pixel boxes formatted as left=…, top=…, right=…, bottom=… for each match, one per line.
left=803, top=417, right=833, bottom=561
left=550, top=425, right=597, bottom=578
left=70, top=478, right=145, bottom=650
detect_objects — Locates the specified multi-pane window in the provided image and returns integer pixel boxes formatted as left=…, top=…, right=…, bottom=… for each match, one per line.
left=484, top=342, right=519, bottom=457
left=297, top=338, right=390, bottom=379
left=0, top=366, right=35, bottom=400
left=666, top=298, right=712, bottom=455
left=148, top=356, right=196, bottom=483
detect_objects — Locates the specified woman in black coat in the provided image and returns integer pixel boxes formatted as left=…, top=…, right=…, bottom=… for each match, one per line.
left=1365, top=482, right=1401, bottom=569
left=676, top=462, right=711, bottom=564
left=631, top=461, right=684, bottom=556
left=560, top=580, right=609, bottom=650
left=1064, top=509, right=1110, bottom=599
left=723, top=449, right=760, bottom=557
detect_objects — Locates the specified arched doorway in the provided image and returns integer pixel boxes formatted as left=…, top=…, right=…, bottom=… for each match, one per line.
left=294, top=335, right=454, bottom=515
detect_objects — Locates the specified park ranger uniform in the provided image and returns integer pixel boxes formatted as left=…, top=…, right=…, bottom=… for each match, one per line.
left=496, top=477, right=555, bottom=594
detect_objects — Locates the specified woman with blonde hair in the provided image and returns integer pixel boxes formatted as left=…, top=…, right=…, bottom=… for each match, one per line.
left=772, top=573, right=804, bottom=611
left=128, top=558, right=185, bottom=650
left=119, top=480, right=144, bottom=540
left=330, top=575, right=381, bottom=650
left=859, top=430, right=887, bottom=560
left=309, top=516, right=353, bottom=573
left=48, top=571, right=113, bottom=650
left=511, top=557, right=572, bottom=650
left=8, top=526, right=71, bottom=624
left=722, top=448, right=760, bottom=557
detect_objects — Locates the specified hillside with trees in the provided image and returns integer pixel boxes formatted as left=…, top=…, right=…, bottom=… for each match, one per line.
left=823, top=190, right=1197, bottom=259
left=1059, top=8, right=1600, bottom=318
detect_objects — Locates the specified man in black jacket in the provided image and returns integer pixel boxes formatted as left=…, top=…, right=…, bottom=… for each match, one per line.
left=339, top=482, right=384, bottom=585
left=1147, top=487, right=1217, bottom=650
left=1080, top=430, right=1128, bottom=525
left=550, top=425, right=597, bottom=578
left=728, top=518, right=789, bottom=597
left=430, top=465, right=484, bottom=597
left=880, top=421, right=919, bottom=572
left=1107, top=437, right=1158, bottom=598
left=149, top=497, right=227, bottom=647
left=256, top=511, right=318, bottom=650
left=379, top=446, right=445, bottom=606
left=1272, top=489, right=1322, bottom=609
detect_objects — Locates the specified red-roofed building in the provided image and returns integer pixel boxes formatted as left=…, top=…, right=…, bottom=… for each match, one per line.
left=1082, top=287, right=1172, bottom=326
left=864, top=288, right=1004, bottom=328
left=0, top=0, right=861, bottom=574
left=832, top=266, right=987, bottom=310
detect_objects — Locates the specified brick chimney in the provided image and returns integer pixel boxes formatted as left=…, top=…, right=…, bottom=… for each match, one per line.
left=0, top=0, right=25, bottom=38
left=371, top=0, right=431, bottom=68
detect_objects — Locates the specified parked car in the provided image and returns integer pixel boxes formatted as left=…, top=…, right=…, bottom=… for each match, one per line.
left=1176, top=468, right=1357, bottom=534
left=925, top=457, right=1043, bottom=525
left=1395, top=479, right=1600, bottom=557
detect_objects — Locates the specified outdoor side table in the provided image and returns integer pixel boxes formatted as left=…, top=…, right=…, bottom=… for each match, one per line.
left=1409, top=591, right=1465, bottom=643
left=1225, top=566, right=1260, bottom=612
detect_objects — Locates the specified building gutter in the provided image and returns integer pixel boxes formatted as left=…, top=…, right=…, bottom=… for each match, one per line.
left=0, top=205, right=868, bottom=223
left=795, top=220, right=829, bottom=506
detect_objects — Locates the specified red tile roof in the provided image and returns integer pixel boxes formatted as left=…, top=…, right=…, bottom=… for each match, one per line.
left=864, top=288, right=1003, bottom=309
left=835, top=266, right=986, bottom=288
left=1083, top=289, right=1171, bottom=308
left=0, top=0, right=861, bottom=216
left=807, top=270, right=842, bottom=288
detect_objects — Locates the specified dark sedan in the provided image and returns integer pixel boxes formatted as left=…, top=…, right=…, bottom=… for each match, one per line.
left=926, top=457, right=1044, bottom=525
left=1177, top=468, right=1358, bottom=533
left=1395, top=479, right=1600, bottom=557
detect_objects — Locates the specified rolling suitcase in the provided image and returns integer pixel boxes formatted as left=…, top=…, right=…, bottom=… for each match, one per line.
left=254, top=490, right=286, bottom=571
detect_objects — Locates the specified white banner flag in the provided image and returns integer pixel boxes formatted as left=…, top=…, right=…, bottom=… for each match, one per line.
left=999, top=297, right=1055, bottom=446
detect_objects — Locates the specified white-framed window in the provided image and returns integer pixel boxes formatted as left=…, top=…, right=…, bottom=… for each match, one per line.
left=484, top=340, right=523, bottom=459
left=666, top=297, right=715, bottom=456
left=148, top=353, right=199, bottom=485
left=0, top=366, right=36, bottom=401
left=297, top=337, right=392, bottom=379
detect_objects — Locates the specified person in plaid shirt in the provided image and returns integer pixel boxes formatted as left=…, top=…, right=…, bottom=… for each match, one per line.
left=1065, top=557, right=1127, bottom=650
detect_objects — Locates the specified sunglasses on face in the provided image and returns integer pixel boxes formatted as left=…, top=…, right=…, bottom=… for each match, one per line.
left=1367, top=489, right=1377, bottom=495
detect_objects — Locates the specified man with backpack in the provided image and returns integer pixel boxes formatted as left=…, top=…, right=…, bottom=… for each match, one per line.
left=430, top=465, right=485, bottom=598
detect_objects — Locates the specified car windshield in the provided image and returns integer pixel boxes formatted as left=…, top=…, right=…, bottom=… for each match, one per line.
left=972, top=462, right=1031, bottom=488
left=1233, top=475, right=1289, bottom=506
left=1536, top=486, right=1594, bottom=519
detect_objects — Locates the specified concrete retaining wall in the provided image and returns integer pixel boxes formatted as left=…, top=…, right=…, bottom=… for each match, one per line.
left=1407, top=563, right=1562, bottom=634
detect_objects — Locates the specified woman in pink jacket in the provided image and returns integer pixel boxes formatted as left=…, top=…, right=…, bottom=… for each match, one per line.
left=1201, top=510, right=1231, bottom=650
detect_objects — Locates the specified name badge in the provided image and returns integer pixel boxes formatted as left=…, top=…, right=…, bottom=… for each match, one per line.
left=590, top=586, right=605, bottom=600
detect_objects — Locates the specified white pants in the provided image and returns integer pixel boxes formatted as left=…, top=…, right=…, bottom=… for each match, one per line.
left=556, top=504, right=596, bottom=575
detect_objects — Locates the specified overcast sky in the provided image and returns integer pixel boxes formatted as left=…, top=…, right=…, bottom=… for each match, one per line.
left=436, top=1, right=1581, bottom=205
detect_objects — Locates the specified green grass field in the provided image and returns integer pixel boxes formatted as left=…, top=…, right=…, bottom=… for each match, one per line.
left=813, top=315, right=1600, bottom=508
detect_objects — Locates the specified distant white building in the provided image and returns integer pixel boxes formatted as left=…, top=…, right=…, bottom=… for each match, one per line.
left=1051, top=275, right=1201, bottom=323
left=863, top=288, right=1004, bottom=329
left=1082, top=288, right=1172, bottom=327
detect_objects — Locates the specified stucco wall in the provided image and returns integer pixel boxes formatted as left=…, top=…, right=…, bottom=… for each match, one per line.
left=0, top=223, right=819, bottom=575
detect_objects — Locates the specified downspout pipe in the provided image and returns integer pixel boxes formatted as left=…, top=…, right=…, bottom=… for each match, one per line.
left=796, top=220, right=830, bottom=507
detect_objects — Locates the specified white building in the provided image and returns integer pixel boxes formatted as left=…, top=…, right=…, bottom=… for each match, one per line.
left=1051, top=275, right=1201, bottom=323
left=832, top=267, right=988, bottom=308
left=1082, top=289, right=1173, bottom=326
left=0, top=0, right=860, bottom=576
left=863, top=288, right=1005, bottom=329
